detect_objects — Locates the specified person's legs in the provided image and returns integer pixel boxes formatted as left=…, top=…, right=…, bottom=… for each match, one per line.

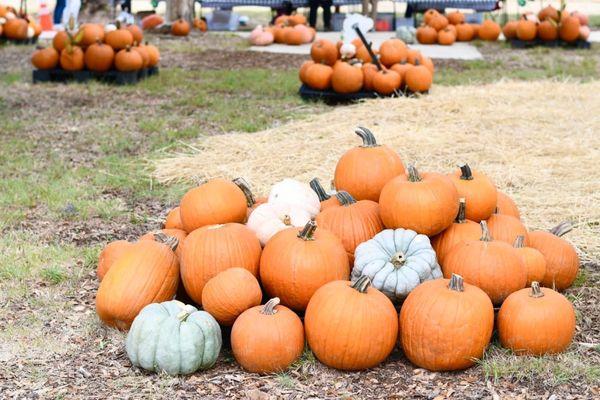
left=322, top=0, right=332, bottom=30
left=308, top=0, right=318, bottom=28
left=370, top=0, right=378, bottom=22
left=53, top=0, right=66, bottom=25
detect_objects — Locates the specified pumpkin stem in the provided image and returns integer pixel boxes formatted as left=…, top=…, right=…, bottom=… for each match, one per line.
left=529, top=282, right=544, bottom=298
left=297, top=220, right=317, bottom=241
left=176, top=304, right=196, bottom=321
left=448, top=273, right=464, bottom=292
left=549, top=221, right=573, bottom=237
left=233, top=177, right=255, bottom=207
left=407, top=165, right=422, bottom=182
left=310, top=178, right=331, bottom=201
left=355, top=127, right=379, bottom=147
left=261, top=298, right=280, bottom=315
left=335, top=191, right=356, bottom=206
left=455, top=198, right=467, bottom=223
left=459, top=163, right=474, bottom=180
left=282, top=215, right=291, bottom=225
left=514, top=235, right=525, bottom=248
left=480, top=221, right=492, bottom=242
left=391, top=251, right=406, bottom=268
left=351, top=275, right=371, bottom=293
left=153, top=232, right=179, bottom=251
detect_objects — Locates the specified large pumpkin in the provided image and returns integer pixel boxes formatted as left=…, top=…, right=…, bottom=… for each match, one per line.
left=180, top=223, right=261, bottom=304
left=442, top=221, right=526, bottom=305
left=378, top=38, right=407, bottom=67
left=305, top=276, right=398, bottom=370
left=416, top=25, right=438, bottom=44
left=379, top=165, right=459, bottom=236
left=105, top=27, right=134, bottom=50
left=84, top=41, right=115, bottom=72
left=231, top=298, right=305, bottom=373
left=497, top=282, right=575, bottom=355
left=486, top=212, right=529, bottom=246
left=448, top=164, right=497, bottom=222
left=201, top=267, right=262, bottom=326
left=528, top=222, right=579, bottom=291
left=260, top=220, right=349, bottom=311
left=333, top=126, right=405, bottom=202
left=315, top=191, right=383, bottom=263
left=516, top=18, right=537, bottom=41
left=559, top=16, right=581, bottom=42
left=399, top=274, right=494, bottom=371
left=331, top=61, right=364, bottom=94
left=96, top=234, right=180, bottom=329
left=514, top=235, right=546, bottom=286
left=96, top=240, right=133, bottom=281
left=126, top=300, right=222, bottom=375
left=404, top=62, right=433, bottom=93
left=352, top=228, right=442, bottom=301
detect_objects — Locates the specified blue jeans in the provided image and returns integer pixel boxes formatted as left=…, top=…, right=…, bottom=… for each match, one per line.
left=54, top=0, right=66, bottom=24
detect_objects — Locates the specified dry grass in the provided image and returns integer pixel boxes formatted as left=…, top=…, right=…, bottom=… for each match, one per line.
left=154, top=79, right=600, bottom=260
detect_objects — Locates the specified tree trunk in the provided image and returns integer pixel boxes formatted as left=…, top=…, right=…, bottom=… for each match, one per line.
left=166, top=0, right=194, bottom=23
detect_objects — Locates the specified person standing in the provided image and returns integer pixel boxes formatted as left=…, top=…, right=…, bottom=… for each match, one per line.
left=53, top=0, right=66, bottom=25
left=309, top=0, right=332, bottom=31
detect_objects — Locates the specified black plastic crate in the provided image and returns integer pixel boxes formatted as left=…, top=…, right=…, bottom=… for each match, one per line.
left=32, top=67, right=159, bottom=85
left=299, top=84, right=426, bottom=104
left=510, top=38, right=591, bottom=50
left=0, top=36, right=38, bottom=46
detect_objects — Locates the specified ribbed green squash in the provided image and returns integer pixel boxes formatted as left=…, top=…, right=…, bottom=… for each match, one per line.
left=126, top=300, right=222, bottom=375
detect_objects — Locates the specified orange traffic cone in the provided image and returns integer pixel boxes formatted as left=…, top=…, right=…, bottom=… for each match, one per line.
left=39, top=0, right=53, bottom=31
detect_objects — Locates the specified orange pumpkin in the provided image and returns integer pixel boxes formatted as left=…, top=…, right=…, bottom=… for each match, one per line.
left=180, top=223, right=261, bottom=304
left=304, top=63, right=333, bottom=90
left=486, top=212, right=529, bottom=246
left=502, top=21, right=518, bottom=40
left=96, top=240, right=134, bottom=281
left=514, top=235, right=546, bottom=286
left=333, top=127, right=405, bottom=202
left=429, top=15, right=449, bottom=31
left=559, top=16, right=580, bottom=42
left=84, top=41, right=115, bottom=72
left=496, top=191, right=521, bottom=219
left=260, top=220, right=349, bottom=311
left=447, top=11, right=465, bottom=25
left=289, top=13, right=307, bottom=26
left=201, top=267, right=262, bottom=326
left=406, top=48, right=423, bottom=65
left=126, top=24, right=143, bottom=44
left=423, top=9, right=440, bottom=25
left=140, top=228, right=187, bottom=259
left=141, top=14, right=164, bottom=30
left=132, top=45, right=150, bottom=68
left=31, top=47, right=60, bottom=70
left=310, top=39, right=338, bottom=66
left=538, top=5, right=559, bottom=23
left=164, top=206, right=184, bottom=229
left=172, top=19, right=191, bottom=36
left=456, top=23, right=475, bottom=41
left=3, top=18, right=28, bottom=40
left=193, top=17, right=208, bottom=32
left=355, top=45, right=375, bottom=63
left=538, top=20, right=558, bottom=41
left=299, top=60, right=315, bottom=84
left=478, top=20, right=501, bottom=41
left=516, top=18, right=537, bottom=41
left=416, top=25, right=438, bottom=44
left=105, top=28, right=134, bottom=50
left=361, top=62, right=379, bottom=91
left=448, top=164, right=497, bottom=222
left=60, top=46, right=85, bottom=71
left=144, top=43, right=160, bottom=67
left=378, top=38, right=407, bottom=67
left=404, top=62, right=433, bottom=93
left=115, top=46, right=143, bottom=71
left=372, top=69, right=401, bottom=95
left=331, top=61, right=364, bottom=94
left=53, top=31, right=69, bottom=52
left=390, top=62, right=411, bottom=83
left=437, top=26, right=456, bottom=45
left=78, top=23, right=105, bottom=47
left=283, top=26, right=303, bottom=45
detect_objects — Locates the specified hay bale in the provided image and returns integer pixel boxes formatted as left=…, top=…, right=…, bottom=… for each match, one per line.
left=153, top=80, right=600, bottom=260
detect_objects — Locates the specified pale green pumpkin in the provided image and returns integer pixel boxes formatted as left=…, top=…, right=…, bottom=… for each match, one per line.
left=126, top=300, right=222, bottom=375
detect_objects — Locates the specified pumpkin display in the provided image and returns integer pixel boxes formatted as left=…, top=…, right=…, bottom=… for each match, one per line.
left=352, top=228, right=441, bottom=301
left=448, top=164, right=497, bottom=222
left=246, top=201, right=312, bottom=245
left=96, top=234, right=180, bottom=329
left=456, top=23, right=475, bottom=41
left=231, top=298, right=305, bottom=373
left=180, top=223, right=261, bottom=304
left=379, top=165, right=459, bottom=236
left=416, top=25, right=438, bottom=44
left=538, top=20, right=558, bottom=41
left=486, top=212, right=529, bottom=246
left=201, top=267, right=262, bottom=326
left=372, top=69, right=401, bottom=95
left=514, top=235, right=546, bottom=286
left=497, top=282, right=575, bottom=355
left=315, top=191, right=384, bottom=263
left=431, top=198, right=481, bottom=265
left=260, top=220, right=349, bottom=311
left=516, top=18, right=537, bottom=41
left=60, top=46, right=85, bottom=71
left=399, top=274, right=494, bottom=371
left=267, top=178, right=320, bottom=217
left=78, top=23, right=105, bottom=47
left=172, top=19, right=191, bottom=36
left=31, top=47, right=60, bottom=70
left=442, top=221, right=526, bottom=305
left=97, top=240, right=133, bottom=281
left=84, top=41, right=115, bottom=72
left=333, top=127, right=405, bottom=202
left=331, top=61, right=364, bottom=94
left=478, top=20, right=501, bottom=41
left=179, top=178, right=253, bottom=232
left=559, top=16, right=580, bottom=42
left=140, top=228, right=187, bottom=258
left=496, top=191, right=521, bottom=219
left=141, top=13, right=164, bottom=30
left=126, top=300, right=222, bottom=375
left=310, top=39, right=338, bottom=66
left=304, top=63, right=333, bottom=90
left=437, top=26, right=456, bottom=45
left=305, top=276, right=398, bottom=370
left=309, top=177, right=339, bottom=210
left=164, top=206, right=184, bottom=229
left=378, top=39, right=407, bottom=67
left=404, top=62, right=433, bottom=93
left=115, top=46, right=144, bottom=72
left=105, top=26, right=134, bottom=50
left=528, top=222, right=579, bottom=291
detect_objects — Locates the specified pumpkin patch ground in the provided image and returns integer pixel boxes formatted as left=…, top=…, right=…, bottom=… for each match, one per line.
left=1, top=31, right=600, bottom=398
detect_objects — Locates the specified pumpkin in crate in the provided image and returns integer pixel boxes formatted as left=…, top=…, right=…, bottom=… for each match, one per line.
left=478, top=19, right=501, bottom=41
left=496, top=191, right=520, bottom=219
left=305, top=276, right=398, bottom=370
left=331, top=61, right=364, bottom=94
left=486, top=212, right=529, bottom=246
left=431, top=198, right=481, bottom=265
left=404, top=61, right=433, bottom=93
left=334, top=126, right=405, bottom=202
left=31, top=47, right=60, bottom=70
left=379, top=165, right=458, bottom=236
left=309, top=178, right=340, bottom=210
left=231, top=298, right=304, bottom=373
left=372, top=69, right=402, bottom=95
left=353, top=228, right=441, bottom=301
left=172, top=19, right=191, bottom=36
left=140, top=228, right=187, bottom=258
left=399, top=274, right=494, bottom=371
left=97, top=240, right=133, bottom=281
left=126, top=300, right=222, bottom=375
left=442, top=221, right=526, bottom=305
left=416, top=25, right=438, bottom=44
left=260, top=220, right=349, bottom=311
left=164, top=206, right=183, bottom=229
left=267, top=178, right=320, bottom=217
left=141, top=13, right=164, bottom=30
left=378, top=38, right=407, bottom=67
left=246, top=201, right=312, bottom=246
left=310, top=39, right=338, bottom=66
left=498, top=282, right=575, bottom=355
left=514, top=235, right=546, bottom=286
left=528, top=222, right=579, bottom=291
left=202, top=267, right=262, bottom=326
left=105, top=25, right=134, bottom=50
left=180, top=178, right=254, bottom=232
left=304, top=63, right=333, bottom=90
left=316, top=191, right=383, bottom=263
left=115, top=46, right=143, bottom=71
left=78, top=23, right=105, bottom=47
left=516, top=17, right=537, bottom=41
left=96, top=233, right=180, bottom=329
left=448, top=164, right=497, bottom=222
left=84, top=41, right=115, bottom=72
left=60, top=45, right=85, bottom=71
left=180, top=223, right=261, bottom=304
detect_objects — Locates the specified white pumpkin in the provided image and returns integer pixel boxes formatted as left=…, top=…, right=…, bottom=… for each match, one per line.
left=268, top=178, right=320, bottom=217
left=352, top=228, right=442, bottom=301
left=247, top=202, right=312, bottom=245
left=27, top=26, right=34, bottom=38
left=104, top=23, right=117, bottom=33
left=340, top=43, right=356, bottom=59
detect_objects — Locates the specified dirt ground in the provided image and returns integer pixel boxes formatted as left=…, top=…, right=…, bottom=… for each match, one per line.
left=0, top=33, right=599, bottom=399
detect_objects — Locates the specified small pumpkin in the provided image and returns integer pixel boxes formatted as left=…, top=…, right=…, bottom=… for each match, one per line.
left=447, top=11, right=465, bottom=25
left=97, top=240, right=133, bottom=281
left=293, top=24, right=313, bottom=44
left=260, top=220, right=349, bottom=311
left=299, top=60, right=314, bottom=83
left=172, top=19, right=191, bottom=36
left=372, top=69, right=401, bottom=95
left=378, top=38, right=407, bottom=67
left=437, top=26, right=456, bottom=45
left=31, top=46, right=60, bottom=70
left=399, top=274, right=494, bottom=371
left=486, top=212, right=529, bottom=246
left=572, top=11, right=589, bottom=27
left=379, top=165, right=459, bottom=236
left=404, top=61, right=433, bottom=93
left=355, top=45, right=375, bottom=63
left=496, top=191, right=521, bottom=219
left=231, top=298, right=305, bottom=373
left=516, top=17, right=537, bottom=41
left=406, top=48, right=423, bottom=65
left=246, top=201, right=312, bottom=245
left=282, top=26, right=302, bottom=45
left=305, top=276, right=398, bottom=371
left=309, top=177, right=339, bottom=210
left=105, top=26, right=134, bottom=50
left=249, top=25, right=274, bottom=46
left=331, top=60, right=364, bottom=94
left=456, top=23, right=475, bottom=41
left=416, top=25, right=438, bottom=44
left=448, top=163, right=497, bottom=222
left=334, top=126, right=405, bottom=202
left=115, top=46, right=143, bottom=72
left=60, top=46, right=85, bottom=71
left=201, top=267, right=262, bottom=326
left=84, top=41, right=115, bottom=72
left=528, top=222, right=579, bottom=291
left=559, top=16, right=581, bottom=42
left=126, top=300, right=222, bottom=375
left=289, top=13, right=307, bottom=26
left=352, top=227, right=442, bottom=301
left=310, top=39, right=338, bottom=66
left=478, top=20, right=501, bottom=41
left=514, top=235, right=546, bottom=286
left=304, top=63, right=333, bottom=90
left=164, top=206, right=184, bottom=229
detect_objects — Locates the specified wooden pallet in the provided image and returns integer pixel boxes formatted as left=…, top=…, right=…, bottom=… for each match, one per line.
left=32, top=66, right=159, bottom=85
left=509, top=38, right=591, bottom=50
left=299, top=84, right=426, bottom=103
left=0, top=36, right=38, bottom=46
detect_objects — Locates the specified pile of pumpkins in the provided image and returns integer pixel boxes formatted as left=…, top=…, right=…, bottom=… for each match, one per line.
left=31, top=21, right=160, bottom=73
left=0, top=4, right=42, bottom=42
left=249, top=13, right=315, bottom=47
left=503, top=5, right=590, bottom=43
left=95, top=126, right=579, bottom=376
left=416, top=9, right=501, bottom=45
left=300, top=37, right=435, bottom=95
left=141, top=13, right=207, bottom=37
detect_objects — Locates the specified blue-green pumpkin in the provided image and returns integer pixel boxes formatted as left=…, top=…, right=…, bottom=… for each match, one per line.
left=126, top=300, right=222, bottom=375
